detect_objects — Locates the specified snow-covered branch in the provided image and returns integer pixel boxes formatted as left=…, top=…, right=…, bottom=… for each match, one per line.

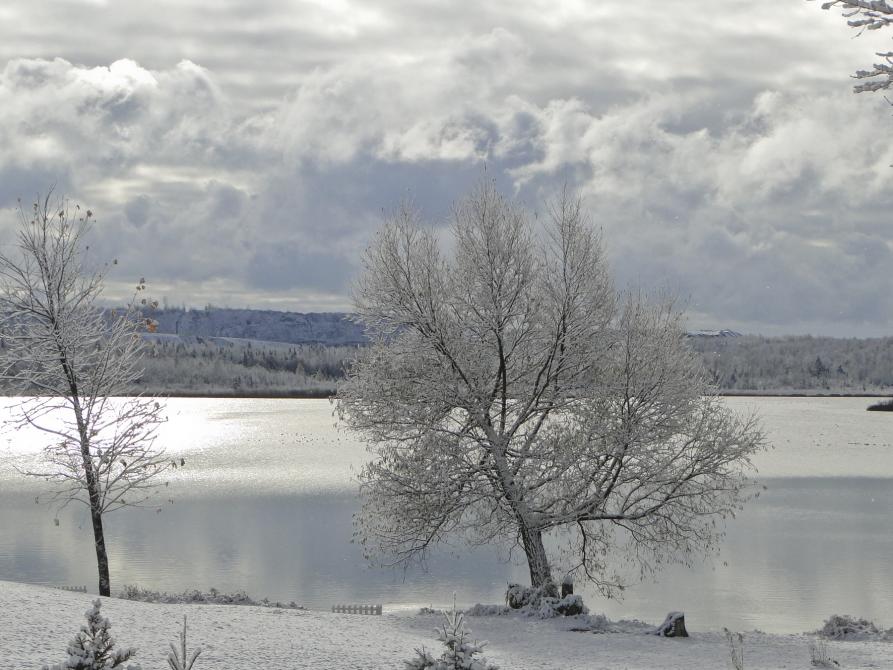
left=813, top=0, right=893, bottom=92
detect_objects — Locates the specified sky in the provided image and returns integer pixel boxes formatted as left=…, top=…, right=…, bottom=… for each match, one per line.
left=0, top=0, right=891, bottom=336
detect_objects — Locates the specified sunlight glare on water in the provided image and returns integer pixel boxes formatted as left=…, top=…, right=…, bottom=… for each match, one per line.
left=0, top=397, right=368, bottom=496
left=1, top=395, right=892, bottom=633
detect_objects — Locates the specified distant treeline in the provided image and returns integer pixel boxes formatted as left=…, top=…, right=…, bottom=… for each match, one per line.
left=143, top=307, right=366, bottom=346
left=127, top=333, right=893, bottom=397
left=122, top=306, right=365, bottom=396
left=6, top=303, right=893, bottom=396
left=131, top=336, right=357, bottom=396
left=689, top=334, right=893, bottom=393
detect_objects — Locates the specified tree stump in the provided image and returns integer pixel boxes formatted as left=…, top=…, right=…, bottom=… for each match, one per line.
left=654, top=611, right=688, bottom=637
left=561, top=575, right=574, bottom=598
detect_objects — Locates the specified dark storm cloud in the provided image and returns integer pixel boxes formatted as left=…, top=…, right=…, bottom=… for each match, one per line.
left=247, top=243, right=354, bottom=293
left=0, top=0, right=891, bottom=329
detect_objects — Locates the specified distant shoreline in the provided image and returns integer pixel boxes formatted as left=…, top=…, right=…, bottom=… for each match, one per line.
left=718, top=391, right=891, bottom=398
left=136, top=389, right=337, bottom=400
left=155, top=391, right=888, bottom=399
left=0, top=389, right=337, bottom=400
left=138, top=389, right=337, bottom=399
left=1, top=389, right=888, bottom=400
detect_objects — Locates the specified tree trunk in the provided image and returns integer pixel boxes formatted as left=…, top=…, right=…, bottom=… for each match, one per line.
left=77, top=432, right=110, bottom=596
left=71, top=395, right=111, bottom=597
left=90, top=503, right=111, bottom=596
left=519, top=524, right=553, bottom=589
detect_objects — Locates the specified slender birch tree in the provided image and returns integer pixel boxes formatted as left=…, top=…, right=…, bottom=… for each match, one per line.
left=0, top=194, right=169, bottom=597
left=811, top=1, right=893, bottom=93
left=339, top=181, right=764, bottom=595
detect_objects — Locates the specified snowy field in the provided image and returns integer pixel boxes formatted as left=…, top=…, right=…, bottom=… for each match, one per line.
left=5, top=580, right=893, bottom=670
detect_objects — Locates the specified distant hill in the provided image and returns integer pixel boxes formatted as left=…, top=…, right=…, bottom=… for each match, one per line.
left=122, top=308, right=893, bottom=396
left=147, top=307, right=750, bottom=347
left=146, top=308, right=367, bottom=346
left=687, top=329, right=742, bottom=338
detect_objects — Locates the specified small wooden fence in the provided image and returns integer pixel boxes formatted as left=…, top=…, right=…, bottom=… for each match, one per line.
left=55, top=585, right=87, bottom=593
left=331, top=603, right=382, bottom=615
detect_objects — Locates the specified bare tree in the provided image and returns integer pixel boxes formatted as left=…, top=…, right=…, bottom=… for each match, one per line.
left=339, top=181, right=764, bottom=594
left=0, top=194, right=169, bottom=596
left=811, top=1, right=893, bottom=93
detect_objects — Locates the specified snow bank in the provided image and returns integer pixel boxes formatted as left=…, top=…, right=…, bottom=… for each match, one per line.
left=5, top=581, right=893, bottom=670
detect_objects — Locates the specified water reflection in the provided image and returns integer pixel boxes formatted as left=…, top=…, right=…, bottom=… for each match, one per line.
left=2, top=478, right=892, bottom=632
left=0, top=491, right=529, bottom=611
left=1, top=397, right=893, bottom=633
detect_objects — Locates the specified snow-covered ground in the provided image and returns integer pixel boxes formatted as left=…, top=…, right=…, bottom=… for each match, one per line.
left=5, top=581, right=893, bottom=669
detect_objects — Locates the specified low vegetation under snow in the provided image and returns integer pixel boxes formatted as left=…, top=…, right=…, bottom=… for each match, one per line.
left=6, top=581, right=893, bottom=670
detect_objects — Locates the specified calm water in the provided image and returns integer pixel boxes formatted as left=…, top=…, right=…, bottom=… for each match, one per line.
left=1, top=396, right=892, bottom=633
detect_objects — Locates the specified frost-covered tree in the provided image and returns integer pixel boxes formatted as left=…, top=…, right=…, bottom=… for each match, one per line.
left=0, top=194, right=169, bottom=596
left=811, top=1, right=893, bottom=93
left=42, top=598, right=140, bottom=670
left=339, top=181, right=764, bottom=594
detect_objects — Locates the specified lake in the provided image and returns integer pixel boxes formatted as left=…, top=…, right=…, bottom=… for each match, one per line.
left=1, top=396, right=892, bottom=634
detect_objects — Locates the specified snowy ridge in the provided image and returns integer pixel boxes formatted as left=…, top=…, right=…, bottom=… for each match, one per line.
left=147, top=307, right=743, bottom=345
left=143, top=308, right=368, bottom=346
left=687, top=329, right=743, bottom=338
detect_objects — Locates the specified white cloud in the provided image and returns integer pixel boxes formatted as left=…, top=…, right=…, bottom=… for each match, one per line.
left=0, top=1, right=891, bottom=333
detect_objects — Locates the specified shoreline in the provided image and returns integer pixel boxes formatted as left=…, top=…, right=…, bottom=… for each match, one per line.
left=1, top=389, right=886, bottom=400
left=0, top=388, right=338, bottom=400
left=718, top=391, right=892, bottom=398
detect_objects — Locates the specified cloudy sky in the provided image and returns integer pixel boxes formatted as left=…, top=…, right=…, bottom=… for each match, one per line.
left=0, top=0, right=890, bottom=335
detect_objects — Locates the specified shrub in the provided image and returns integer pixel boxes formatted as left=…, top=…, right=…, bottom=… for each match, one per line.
left=505, top=581, right=558, bottom=610
left=809, top=638, right=839, bottom=667
left=463, top=604, right=511, bottom=617
left=504, top=582, right=587, bottom=618
left=816, top=614, right=892, bottom=640
left=724, top=629, right=744, bottom=670
left=404, top=604, right=498, bottom=670
left=42, top=599, right=140, bottom=670
left=118, top=585, right=301, bottom=609
left=167, top=617, right=201, bottom=670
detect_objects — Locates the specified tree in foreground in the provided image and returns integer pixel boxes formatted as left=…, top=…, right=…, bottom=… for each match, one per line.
left=339, top=181, right=764, bottom=595
left=811, top=1, right=893, bottom=93
left=42, top=598, right=140, bottom=670
left=404, top=603, right=498, bottom=670
left=0, top=194, right=168, bottom=596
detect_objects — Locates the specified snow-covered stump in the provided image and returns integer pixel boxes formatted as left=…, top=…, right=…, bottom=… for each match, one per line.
left=653, top=612, right=688, bottom=638
left=561, top=575, right=574, bottom=598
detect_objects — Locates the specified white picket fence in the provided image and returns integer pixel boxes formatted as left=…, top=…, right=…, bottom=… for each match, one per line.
left=55, top=585, right=87, bottom=593
left=331, top=603, right=382, bottom=615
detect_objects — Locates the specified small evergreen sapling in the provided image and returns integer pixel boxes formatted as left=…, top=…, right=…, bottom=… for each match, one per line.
left=404, top=603, right=498, bottom=670
left=167, top=616, right=201, bottom=670
left=42, top=599, right=140, bottom=670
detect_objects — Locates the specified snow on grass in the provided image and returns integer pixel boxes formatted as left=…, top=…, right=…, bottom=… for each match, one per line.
left=816, top=614, right=893, bottom=641
left=117, top=585, right=302, bottom=609
left=5, top=580, right=893, bottom=670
